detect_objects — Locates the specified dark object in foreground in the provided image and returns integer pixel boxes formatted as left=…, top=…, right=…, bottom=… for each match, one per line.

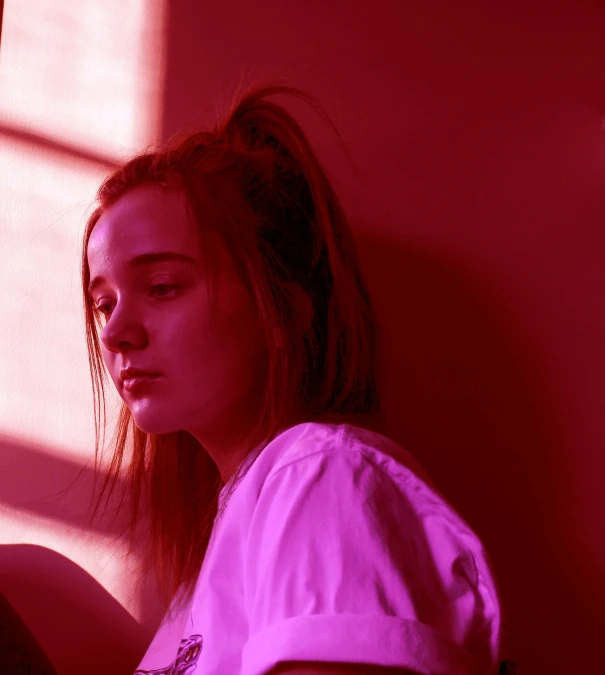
left=0, top=589, right=59, bottom=675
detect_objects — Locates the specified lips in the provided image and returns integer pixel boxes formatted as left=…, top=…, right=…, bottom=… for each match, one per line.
left=120, top=367, right=161, bottom=382
left=122, top=373, right=162, bottom=392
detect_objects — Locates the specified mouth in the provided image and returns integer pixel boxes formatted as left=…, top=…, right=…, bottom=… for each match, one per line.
left=122, top=374, right=162, bottom=392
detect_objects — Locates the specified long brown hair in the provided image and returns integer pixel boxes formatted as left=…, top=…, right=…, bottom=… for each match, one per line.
left=81, top=75, right=381, bottom=621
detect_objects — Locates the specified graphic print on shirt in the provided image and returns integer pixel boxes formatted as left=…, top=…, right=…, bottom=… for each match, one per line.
left=134, top=634, right=203, bottom=675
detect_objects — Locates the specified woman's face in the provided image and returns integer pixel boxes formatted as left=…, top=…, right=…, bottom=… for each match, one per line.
left=86, top=183, right=271, bottom=477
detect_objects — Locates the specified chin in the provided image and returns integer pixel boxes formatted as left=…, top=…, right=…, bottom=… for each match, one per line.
left=130, top=411, right=179, bottom=436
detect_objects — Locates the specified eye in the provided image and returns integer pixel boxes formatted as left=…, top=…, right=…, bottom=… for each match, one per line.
left=93, top=301, right=112, bottom=319
left=95, top=304, right=110, bottom=318
left=150, top=283, right=179, bottom=298
left=93, top=284, right=180, bottom=319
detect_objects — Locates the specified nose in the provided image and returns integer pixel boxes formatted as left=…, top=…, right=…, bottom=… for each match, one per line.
left=99, top=305, right=148, bottom=353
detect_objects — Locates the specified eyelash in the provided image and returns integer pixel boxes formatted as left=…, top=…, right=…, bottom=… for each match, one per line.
left=94, top=284, right=180, bottom=319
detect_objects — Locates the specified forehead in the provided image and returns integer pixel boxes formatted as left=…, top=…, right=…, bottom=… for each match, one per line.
left=87, top=183, right=200, bottom=265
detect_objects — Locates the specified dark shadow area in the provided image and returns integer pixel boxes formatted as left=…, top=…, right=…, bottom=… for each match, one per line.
left=0, top=587, right=58, bottom=675
left=353, top=226, right=603, bottom=672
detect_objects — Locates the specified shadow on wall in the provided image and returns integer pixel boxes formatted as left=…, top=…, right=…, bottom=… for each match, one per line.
left=0, top=436, right=131, bottom=540
left=354, top=226, right=601, bottom=672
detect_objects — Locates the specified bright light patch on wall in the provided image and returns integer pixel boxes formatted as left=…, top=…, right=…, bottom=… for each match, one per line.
left=0, top=0, right=166, bottom=159
left=0, top=0, right=167, bottom=627
left=0, top=136, right=124, bottom=460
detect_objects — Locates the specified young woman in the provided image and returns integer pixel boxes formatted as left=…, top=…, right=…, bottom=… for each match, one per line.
left=82, top=77, right=507, bottom=675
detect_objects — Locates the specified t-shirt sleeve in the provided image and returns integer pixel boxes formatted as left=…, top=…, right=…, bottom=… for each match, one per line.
left=241, top=446, right=502, bottom=675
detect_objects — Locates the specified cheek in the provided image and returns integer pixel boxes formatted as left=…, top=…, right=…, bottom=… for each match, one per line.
left=197, top=302, right=268, bottom=375
left=163, top=285, right=266, bottom=371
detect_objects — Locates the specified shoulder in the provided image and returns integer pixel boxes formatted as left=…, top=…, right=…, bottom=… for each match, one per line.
left=257, top=421, right=437, bottom=522
left=263, top=420, right=426, bottom=488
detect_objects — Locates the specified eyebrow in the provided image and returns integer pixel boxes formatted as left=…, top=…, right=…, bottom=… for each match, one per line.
left=88, top=251, right=198, bottom=296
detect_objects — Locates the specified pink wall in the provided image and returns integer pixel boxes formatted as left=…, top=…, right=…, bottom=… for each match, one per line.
left=158, top=2, right=604, bottom=672
left=1, top=2, right=604, bottom=674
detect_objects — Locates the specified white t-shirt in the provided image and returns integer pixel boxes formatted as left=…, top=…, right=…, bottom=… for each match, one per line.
left=134, top=421, right=504, bottom=675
